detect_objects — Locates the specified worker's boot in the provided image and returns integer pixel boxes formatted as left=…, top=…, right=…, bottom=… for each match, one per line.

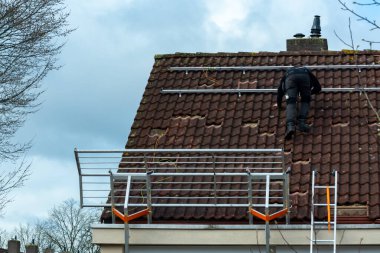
left=285, top=102, right=297, bottom=140
left=298, top=119, right=311, bottom=133
left=285, top=122, right=295, bottom=140
left=298, top=102, right=310, bottom=133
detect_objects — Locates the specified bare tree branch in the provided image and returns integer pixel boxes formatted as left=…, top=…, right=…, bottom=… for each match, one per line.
left=353, top=0, right=380, bottom=6
left=334, top=30, right=353, bottom=49
left=348, top=18, right=358, bottom=49
left=0, top=0, right=73, bottom=160
left=38, top=199, right=100, bottom=253
left=335, top=4, right=380, bottom=137
left=0, top=160, right=31, bottom=215
left=7, top=200, right=99, bottom=253
left=13, top=223, right=51, bottom=251
left=338, top=0, right=380, bottom=30
left=0, top=0, right=73, bottom=215
left=0, top=229, right=10, bottom=248
left=362, top=38, right=380, bottom=49
left=334, top=18, right=359, bottom=50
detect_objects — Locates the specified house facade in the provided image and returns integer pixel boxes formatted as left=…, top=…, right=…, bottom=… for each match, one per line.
left=77, top=25, right=380, bottom=253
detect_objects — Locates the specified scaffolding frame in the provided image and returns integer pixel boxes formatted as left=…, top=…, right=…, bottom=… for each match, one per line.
left=75, top=148, right=290, bottom=253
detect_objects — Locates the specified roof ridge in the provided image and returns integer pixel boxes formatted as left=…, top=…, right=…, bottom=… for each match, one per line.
left=154, top=50, right=380, bottom=60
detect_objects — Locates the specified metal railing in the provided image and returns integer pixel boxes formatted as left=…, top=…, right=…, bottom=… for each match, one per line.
left=75, top=148, right=288, bottom=223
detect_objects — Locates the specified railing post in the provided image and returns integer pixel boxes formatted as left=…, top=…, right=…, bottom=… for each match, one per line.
left=146, top=170, right=153, bottom=224
left=144, top=155, right=153, bottom=224
left=74, top=148, right=83, bottom=208
left=110, top=171, right=115, bottom=224
left=284, top=167, right=290, bottom=224
left=212, top=154, right=217, bottom=205
left=247, top=169, right=253, bottom=225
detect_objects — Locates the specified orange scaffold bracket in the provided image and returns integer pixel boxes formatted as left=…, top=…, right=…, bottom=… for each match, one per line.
left=112, top=207, right=151, bottom=223
left=249, top=208, right=288, bottom=222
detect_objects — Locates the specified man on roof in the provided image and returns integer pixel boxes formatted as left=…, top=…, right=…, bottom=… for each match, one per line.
left=277, top=66, right=321, bottom=140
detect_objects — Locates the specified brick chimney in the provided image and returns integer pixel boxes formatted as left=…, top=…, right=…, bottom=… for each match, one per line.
left=286, top=15, right=328, bottom=51
left=8, top=240, right=20, bottom=253
left=25, top=244, right=38, bottom=253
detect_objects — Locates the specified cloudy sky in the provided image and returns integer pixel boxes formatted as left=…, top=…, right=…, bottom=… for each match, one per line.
left=1, top=0, right=379, bottom=231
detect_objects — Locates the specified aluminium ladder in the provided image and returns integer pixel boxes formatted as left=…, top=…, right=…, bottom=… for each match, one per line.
left=310, top=170, right=338, bottom=253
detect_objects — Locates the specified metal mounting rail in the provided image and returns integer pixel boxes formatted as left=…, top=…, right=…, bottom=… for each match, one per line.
left=169, top=64, right=380, bottom=72
left=160, top=87, right=380, bottom=95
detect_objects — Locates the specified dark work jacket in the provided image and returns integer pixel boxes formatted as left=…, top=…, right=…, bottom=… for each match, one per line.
left=277, top=68, right=321, bottom=106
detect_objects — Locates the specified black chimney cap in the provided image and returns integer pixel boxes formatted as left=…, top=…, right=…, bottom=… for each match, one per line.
left=294, top=33, right=305, bottom=38
left=311, top=15, right=321, bottom=37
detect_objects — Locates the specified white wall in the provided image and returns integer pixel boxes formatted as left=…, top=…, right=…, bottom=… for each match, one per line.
left=128, top=245, right=380, bottom=253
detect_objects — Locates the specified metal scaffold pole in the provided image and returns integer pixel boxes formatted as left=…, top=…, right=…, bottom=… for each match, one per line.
left=124, top=176, right=131, bottom=253
left=265, top=175, right=270, bottom=253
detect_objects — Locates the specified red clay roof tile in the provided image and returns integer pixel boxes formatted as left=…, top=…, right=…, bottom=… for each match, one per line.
left=116, top=51, right=380, bottom=224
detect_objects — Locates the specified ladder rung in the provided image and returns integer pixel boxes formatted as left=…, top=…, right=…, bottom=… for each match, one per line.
left=314, top=221, right=335, bottom=224
left=314, top=203, right=336, bottom=206
left=314, top=186, right=336, bottom=189
left=313, top=239, right=335, bottom=242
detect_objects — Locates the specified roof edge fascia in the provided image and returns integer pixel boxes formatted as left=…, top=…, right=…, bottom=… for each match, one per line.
left=92, top=223, right=380, bottom=230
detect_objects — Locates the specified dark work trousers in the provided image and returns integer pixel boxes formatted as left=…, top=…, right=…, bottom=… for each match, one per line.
left=284, top=72, right=311, bottom=125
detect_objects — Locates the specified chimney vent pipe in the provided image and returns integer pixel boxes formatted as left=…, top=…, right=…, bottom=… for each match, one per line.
left=311, top=15, right=321, bottom=37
